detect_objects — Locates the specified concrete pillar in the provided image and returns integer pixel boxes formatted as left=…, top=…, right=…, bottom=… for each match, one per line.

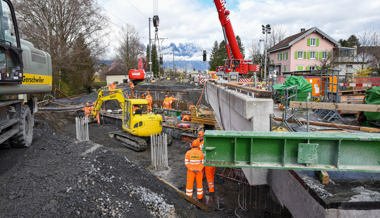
left=205, top=82, right=273, bottom=185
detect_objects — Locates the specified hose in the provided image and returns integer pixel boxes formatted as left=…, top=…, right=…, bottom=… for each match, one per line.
left=38, top=106, right=83, bottom=111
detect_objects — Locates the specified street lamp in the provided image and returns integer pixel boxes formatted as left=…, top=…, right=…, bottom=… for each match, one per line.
left=262, top=24, right=271, bottom=81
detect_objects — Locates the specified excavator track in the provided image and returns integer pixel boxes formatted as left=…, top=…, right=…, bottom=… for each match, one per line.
left=108, top=131, right=148, bottom=152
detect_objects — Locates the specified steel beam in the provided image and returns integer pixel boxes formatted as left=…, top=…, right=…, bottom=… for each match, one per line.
left=204, top=130, right=380, bottom=172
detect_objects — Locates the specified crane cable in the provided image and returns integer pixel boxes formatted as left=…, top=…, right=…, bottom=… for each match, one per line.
left=195, top=80, right=207, bottom=107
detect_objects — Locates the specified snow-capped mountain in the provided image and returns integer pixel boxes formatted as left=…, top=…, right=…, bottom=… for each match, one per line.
left=160, top=42, right=209, bottom=71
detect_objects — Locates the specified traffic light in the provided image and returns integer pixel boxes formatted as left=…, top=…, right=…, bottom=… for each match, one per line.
left=203, top=50, right=207, bottom=62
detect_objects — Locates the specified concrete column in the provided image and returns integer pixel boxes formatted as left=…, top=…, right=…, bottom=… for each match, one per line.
left=205, top=82, right=273, bottom=185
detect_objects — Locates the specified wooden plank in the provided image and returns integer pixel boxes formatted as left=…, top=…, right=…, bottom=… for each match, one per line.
left=340, top=95, right=365, bottom=103
left=273, top=117, right=380, bottom=133
left=157, top=176, right=210, bottom=212
left=290, top=101, right=380, bottom=112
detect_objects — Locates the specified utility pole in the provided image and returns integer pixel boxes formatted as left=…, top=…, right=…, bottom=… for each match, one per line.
left=172, top=48, right=175, bottom=73
left=262, top=24, right=271, bottom=81
left=149, top=18, right=152, bottom=74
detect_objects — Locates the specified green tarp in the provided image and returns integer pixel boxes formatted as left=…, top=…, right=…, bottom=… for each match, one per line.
left=364, top=86, right=380, bottom=121
left=274, top=76, right=312, bottom=101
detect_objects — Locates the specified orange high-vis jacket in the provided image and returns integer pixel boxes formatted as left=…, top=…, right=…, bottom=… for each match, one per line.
left=184, top=148, right=204, bottom=172
left=146, top=95, right=152, bottom=104
left=82, top=106, right=92, bottom=117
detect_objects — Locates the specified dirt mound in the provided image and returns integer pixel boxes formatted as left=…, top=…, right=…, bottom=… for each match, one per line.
left=0, top=120, right=213, bottom=217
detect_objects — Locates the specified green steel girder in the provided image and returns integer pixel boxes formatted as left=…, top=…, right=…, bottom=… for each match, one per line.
left=204, top=130, right=380, bottom=173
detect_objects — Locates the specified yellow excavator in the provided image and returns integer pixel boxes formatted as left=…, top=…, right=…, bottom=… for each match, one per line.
left=92, top=89, right=162, bottom=151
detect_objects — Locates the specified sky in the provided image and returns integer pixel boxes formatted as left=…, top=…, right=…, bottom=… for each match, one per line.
left=100, top=0, right=380, bottom=60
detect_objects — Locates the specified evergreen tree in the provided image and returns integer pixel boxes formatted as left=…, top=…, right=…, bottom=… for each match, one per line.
left=146, top=44, right=150, bottom=71
left=236, top=35, right=245, bottom=58
left=151, top=44, right=159, bottom=76
left=209, top=41, right=219, bottom=70
left=218, top=40, right=228, bottom=64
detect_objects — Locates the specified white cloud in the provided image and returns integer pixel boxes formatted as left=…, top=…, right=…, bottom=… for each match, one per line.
left=100, top=0, right=380, bottom=59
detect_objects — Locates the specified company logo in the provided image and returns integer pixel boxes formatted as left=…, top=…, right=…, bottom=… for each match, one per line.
left=22, top=73, right=52, bottom=85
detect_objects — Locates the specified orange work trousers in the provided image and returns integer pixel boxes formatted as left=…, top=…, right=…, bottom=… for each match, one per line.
left=96, top=113, right=100, bottom=124
left=205, top=166, right=216, bottom=193
left=186, top=170, right=203, bottom=199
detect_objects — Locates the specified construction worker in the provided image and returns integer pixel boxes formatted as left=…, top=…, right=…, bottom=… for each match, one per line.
left=168, top=95, right=178, bottom=110
left=82, top=102, right=92, bottom=118
left=129, top=81, right=135, bottom=97
left=185, top=140, right=204, bottom=200
left=109, top=82, right=117, bottom=90
left=211, top=72, right=218, bottom=80
left=92, top=102, right=100, bottom=124
left=146, top=92, right=153, bottom=112
left=196, top=130, right=216, bottom=194
left=162, top=95, right=170, bottom=109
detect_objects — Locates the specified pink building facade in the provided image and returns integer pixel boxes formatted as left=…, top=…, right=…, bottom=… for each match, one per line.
left=268, top=27, right=339, bottom=74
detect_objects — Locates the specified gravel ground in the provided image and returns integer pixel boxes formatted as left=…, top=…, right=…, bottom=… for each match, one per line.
left=0, top=120, right=215, bottom=217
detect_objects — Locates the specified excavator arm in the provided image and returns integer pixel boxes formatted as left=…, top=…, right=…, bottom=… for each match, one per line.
left=92, top=89, right=127, bottom=117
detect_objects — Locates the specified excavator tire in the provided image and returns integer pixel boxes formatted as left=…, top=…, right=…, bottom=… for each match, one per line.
left=109, top=131, right=147, bottom=152
left=10, top=105, right=34, bottom=148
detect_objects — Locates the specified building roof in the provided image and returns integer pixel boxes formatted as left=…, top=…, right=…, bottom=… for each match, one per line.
left=106, top=61, right=126, bottom=76
left=268, top=27, right=339, bottom=53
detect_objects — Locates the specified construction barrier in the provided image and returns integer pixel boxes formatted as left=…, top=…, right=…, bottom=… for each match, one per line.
left=150, top=133, right=168, bottom=170
left=353, top=77, right=380, bottom=91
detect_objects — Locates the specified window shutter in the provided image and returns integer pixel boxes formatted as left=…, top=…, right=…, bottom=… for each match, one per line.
left=319, top=51, right=323, bottom=59
left=295, top=51, right=298, bottom=59
left=306, top=66, right=310, bottom=70
left=307, top=38, right=310, bottom=46
left=328, top=51, right=331, bottom=58
left=316, top=38, right=319, bottom=46
left=303, top=51, right=307, bottom=59
left=307, top=51, right=310, bottom=59
left=315, top=52, right=318, bottom=59
left=286, top=52, right=288, bottom=60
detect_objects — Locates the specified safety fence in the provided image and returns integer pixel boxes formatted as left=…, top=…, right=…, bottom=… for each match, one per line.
left=75, top=117, right=89, bottom=141
left=150, top=133, right=168, bottom=170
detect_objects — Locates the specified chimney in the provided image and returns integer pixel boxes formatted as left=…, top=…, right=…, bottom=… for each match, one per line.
left=300, top=28, right=306, bottom=32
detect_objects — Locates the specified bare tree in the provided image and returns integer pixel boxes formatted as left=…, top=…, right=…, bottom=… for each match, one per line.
left=14, top=0, right=108, bottom=91
left=357, top=30, right=380, bottom=72
left=268, top=25, right=288, bottom=48
left=116, top=24, right=144, bottom=71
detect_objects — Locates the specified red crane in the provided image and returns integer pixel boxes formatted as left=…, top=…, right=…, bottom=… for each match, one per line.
left=128, top=58, right=146, bottom=82
left=213, top=0, right=259, bottom=75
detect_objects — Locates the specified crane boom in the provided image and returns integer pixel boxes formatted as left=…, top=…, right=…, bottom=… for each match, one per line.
left=212, top=0, right=259, bottom=76
left=213, top=0, right=243, bottom=60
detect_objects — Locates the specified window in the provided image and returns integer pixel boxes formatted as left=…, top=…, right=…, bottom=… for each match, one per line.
left=322, top=51, right=328, bottom=59
left=283, top=52, right=288, bottom=60
left=297, top=66, right=303, bottom=71
left=297, top=51, right=303, bottom=59
left=310, top=66, right=317, bottom=70
left=310, top=51, right=316, bottom=59
left=310, top=38, right=316, bottom=46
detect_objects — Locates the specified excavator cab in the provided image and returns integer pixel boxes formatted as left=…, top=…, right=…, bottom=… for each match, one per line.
left=0, top=0, right=23, bottom=84
left=92, top=89, right=162, bottom=151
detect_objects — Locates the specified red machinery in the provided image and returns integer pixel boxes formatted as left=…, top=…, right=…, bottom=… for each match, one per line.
left=129, top=58, right=146, bottom=81
left=213, top=0, right=259, bottom=75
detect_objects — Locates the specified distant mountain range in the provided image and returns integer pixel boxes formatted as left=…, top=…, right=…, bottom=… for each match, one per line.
left=161, top=42, right=209, bottom=71
left=98, top=42, right=210, bottom=71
